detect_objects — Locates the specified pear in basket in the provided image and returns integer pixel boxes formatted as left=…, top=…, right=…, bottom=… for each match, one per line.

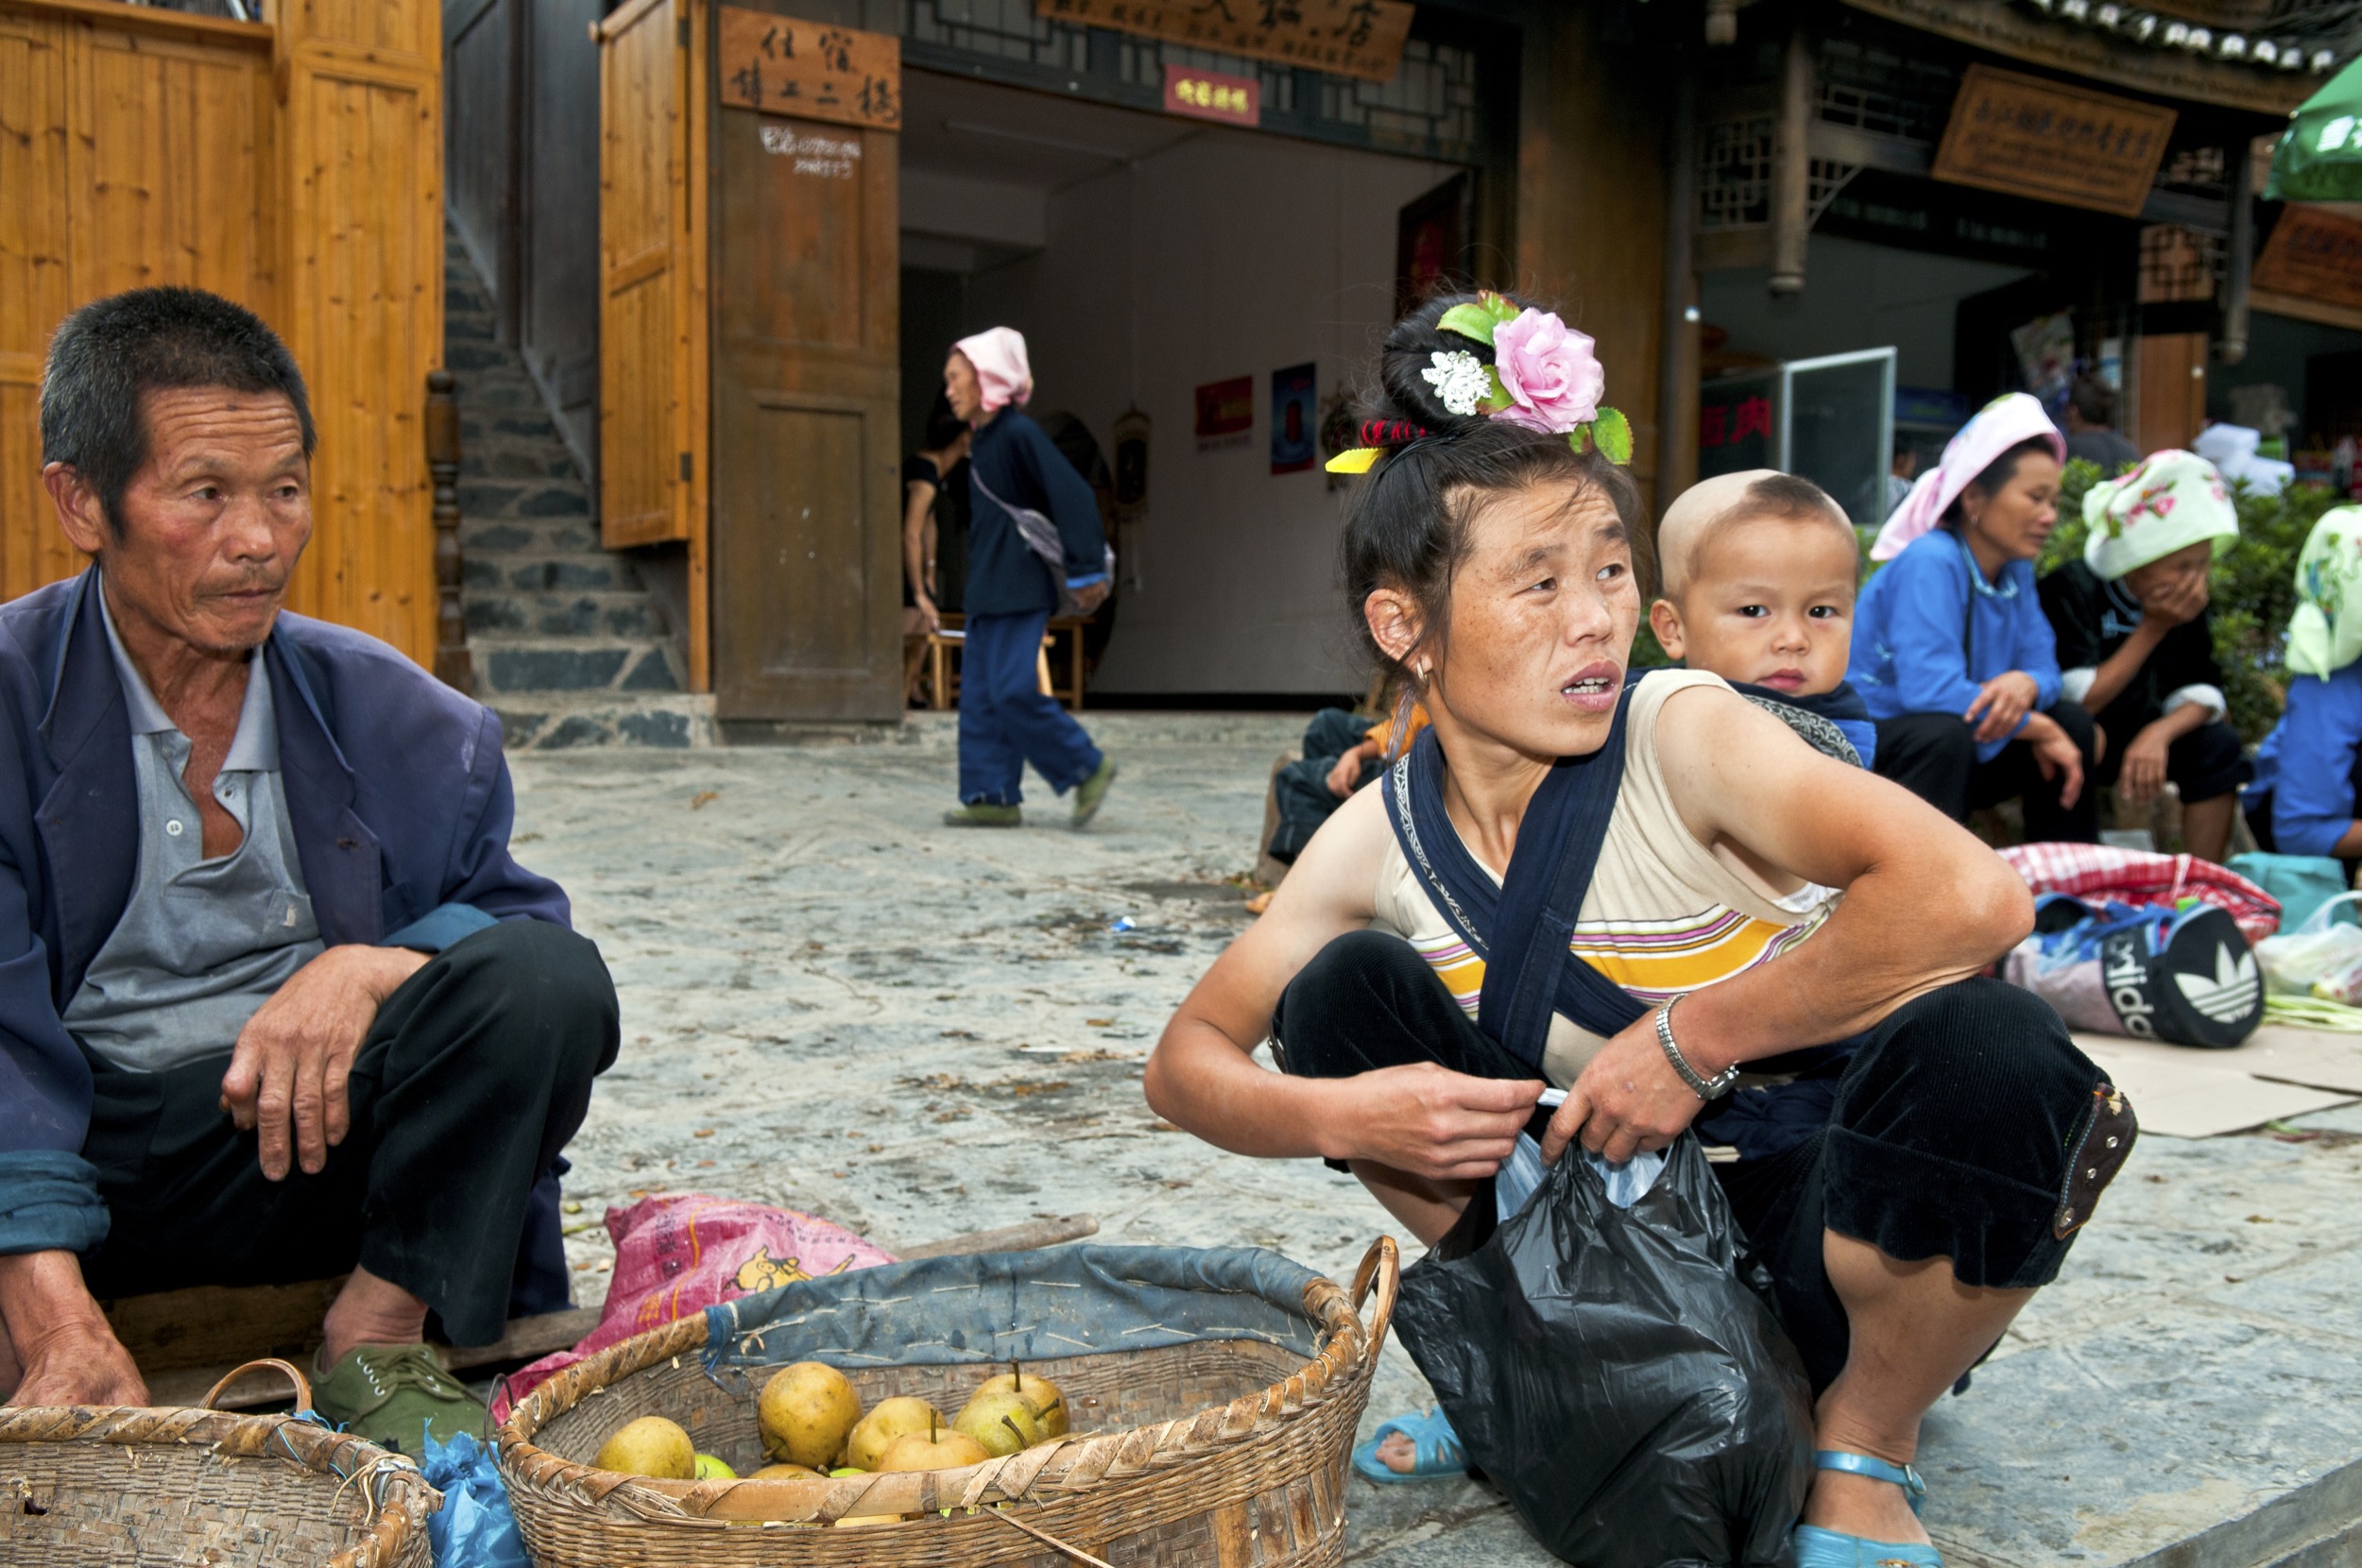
left=752, top=1462, right=820, bottom=1479
left=846, top=1395, right=944, bottom=1470
left=759, top=1362, right=863, bottom=1469
left=693, top=1454, right=738, bottom=1480
left=595, top=1415, right=696, bottom=1479
left=954, top=1389, right=1048, bottom=1458
left=972, top=1361, right=1070, bottom=1438
left=877, top=1415, right=991, bottom=1472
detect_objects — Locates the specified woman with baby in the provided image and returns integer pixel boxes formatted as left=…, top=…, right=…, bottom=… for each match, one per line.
left=1146, top=293, right=2136, bottom=1568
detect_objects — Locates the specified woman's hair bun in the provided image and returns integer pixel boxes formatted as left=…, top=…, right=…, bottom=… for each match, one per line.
left=1366, top=289, right=1551, bottom=435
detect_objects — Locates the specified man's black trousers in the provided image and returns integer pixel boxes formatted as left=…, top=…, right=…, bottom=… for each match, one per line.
left=78, top=920, right=618, bottom=1346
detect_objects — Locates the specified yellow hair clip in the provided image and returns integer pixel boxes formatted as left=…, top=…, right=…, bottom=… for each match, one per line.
left=1324, top=448, right=1384, bottom=475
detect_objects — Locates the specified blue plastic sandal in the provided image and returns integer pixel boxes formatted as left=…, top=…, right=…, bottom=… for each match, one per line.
left=1790, top=1450, right=1943, bottom=1567
left=1350, top=1407, right=1465, bottom=1484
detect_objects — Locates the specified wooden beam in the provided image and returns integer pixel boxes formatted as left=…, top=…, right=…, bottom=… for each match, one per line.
left=2218, top=146, right=2256, bottom=365
left=1657, top=67, right=1702, bottom=511
left=1770, top=27, right=1813, bottom=297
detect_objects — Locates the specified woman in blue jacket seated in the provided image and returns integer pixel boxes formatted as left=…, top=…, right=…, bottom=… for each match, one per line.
left=1850, top=394, right=2097, bottom=842
left=2247, top=505, right=2362, bottom=864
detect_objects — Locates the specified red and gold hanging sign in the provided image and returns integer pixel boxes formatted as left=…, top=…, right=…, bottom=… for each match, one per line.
left=717, top=10, right=900, bottom=129
left=1164, top=62, right=1260, bottom=126
left=1931, top=64, right=2176, bottom=217
left=1033, top=0, right=1413, bottom=83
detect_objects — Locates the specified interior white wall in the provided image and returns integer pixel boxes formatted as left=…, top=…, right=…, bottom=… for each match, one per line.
left=954, top=135, right=1459, bottom=696
left=1701, top=233, right=2033, bottom=389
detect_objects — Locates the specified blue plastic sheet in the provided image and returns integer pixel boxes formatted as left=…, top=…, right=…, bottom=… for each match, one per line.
left=420, top=1431, right=529, bottom=1568
left=702, top=1244, right=1328, bottom=1387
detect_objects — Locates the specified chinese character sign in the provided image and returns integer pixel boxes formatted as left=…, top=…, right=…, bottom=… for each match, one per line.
left=1164, top=63, right=1260, bottom=127
left=1931, top=64, right=2175, bottom=218
left=2252, top=205, right=2362, bottom=314
left=1697, top=371, right=1779, bottom=481
left=718, top=9, right=899, bottom=132
left=1035, top=0, right=1412, bottom=83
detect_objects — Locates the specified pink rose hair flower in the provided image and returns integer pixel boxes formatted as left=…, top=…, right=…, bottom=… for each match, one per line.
left=1489, top=308, right=1604, bottom=434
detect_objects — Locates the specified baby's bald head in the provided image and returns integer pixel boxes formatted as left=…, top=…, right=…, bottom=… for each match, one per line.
left=1656, top=469, right=1853, bottom=600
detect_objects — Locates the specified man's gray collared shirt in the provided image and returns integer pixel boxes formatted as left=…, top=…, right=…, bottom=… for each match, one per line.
left=60, top=598, right=325, bottom=1073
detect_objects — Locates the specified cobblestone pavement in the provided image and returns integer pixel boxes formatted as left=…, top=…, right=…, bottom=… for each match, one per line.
left=516, top=713, right=2362, bottom=1567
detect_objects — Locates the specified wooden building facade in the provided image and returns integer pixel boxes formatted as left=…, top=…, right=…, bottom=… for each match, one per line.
left=1, top=0, right=446, bottom=664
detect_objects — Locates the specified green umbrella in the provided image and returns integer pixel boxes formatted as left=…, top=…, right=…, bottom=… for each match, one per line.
left=2268, top=56, right=2362, bottom=202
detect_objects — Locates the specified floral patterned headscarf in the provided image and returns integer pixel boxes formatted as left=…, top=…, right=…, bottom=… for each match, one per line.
left=2289, top=505, right=2362, bottom=680
left=2080, top=450, right=2238, bottom=581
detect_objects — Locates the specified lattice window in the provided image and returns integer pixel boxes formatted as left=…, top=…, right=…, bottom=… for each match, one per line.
left=1815, top=38, right=1956, bottom=143
left=2156, top=145, right=2230, bottom=196
left=1699, top=119, right=1857, bottom=230
left=1700, top=115, right=1773, bottom=229
left=2138, top=223, right=2222, bottom=303
left=1317, top=39, right=1479, bottom=149
left=903, top=0, right=1090, bottom=71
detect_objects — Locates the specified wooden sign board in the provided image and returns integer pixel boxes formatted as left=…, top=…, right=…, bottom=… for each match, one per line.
left=2253, top=204, right=2362, bottom=315
left=717, top=10, right=899, bottom=130
left=1033, top=0, right=1412, bottom=83
left=1932, top=64, right=2176, bottom=217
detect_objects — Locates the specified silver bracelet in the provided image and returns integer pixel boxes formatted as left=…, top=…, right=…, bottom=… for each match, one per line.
left=1655, top=995, right=1738, bottom=1100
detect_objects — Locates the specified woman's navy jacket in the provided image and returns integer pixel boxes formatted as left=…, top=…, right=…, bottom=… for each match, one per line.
left=0, top=569, right=570, bottom=1258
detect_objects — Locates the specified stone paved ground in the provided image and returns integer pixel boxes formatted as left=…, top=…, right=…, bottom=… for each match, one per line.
left=514, top=713, right=2362, bottom=1567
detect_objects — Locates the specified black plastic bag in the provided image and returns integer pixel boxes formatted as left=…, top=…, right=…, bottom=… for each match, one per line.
left=1392, top=1134, right=1814, bottom=1568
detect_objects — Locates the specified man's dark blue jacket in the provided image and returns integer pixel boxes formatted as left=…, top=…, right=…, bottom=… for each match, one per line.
left=0, top=569, right=570, bottom=1257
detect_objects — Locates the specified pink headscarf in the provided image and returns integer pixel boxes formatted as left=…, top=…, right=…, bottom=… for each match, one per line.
left=953, top=327, right=1033, bottom=414
left=1870, top=392, right=2066, bottom=561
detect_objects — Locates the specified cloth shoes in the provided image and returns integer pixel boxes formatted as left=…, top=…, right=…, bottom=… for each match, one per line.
left=312, top=1342, right=488, bottom=1454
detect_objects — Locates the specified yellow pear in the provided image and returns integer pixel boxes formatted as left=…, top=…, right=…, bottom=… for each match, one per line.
left=594, top=1415, right=696, bottom=1479
left=693, top=1453, right=737, bottom=1480
left=758, top=1363, right=863, bottom=1469
left=973, top=1364, right=1070, bottom=1438
left=844, top=1395, right=943, bottom=1471
left=751, top=1462, right=819, bottom=1479
left=953, top=1389, right=1048, bottom=1458
left=877, top=1425, right=991, bottom=1472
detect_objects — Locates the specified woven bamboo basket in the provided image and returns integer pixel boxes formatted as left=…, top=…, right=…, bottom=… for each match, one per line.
left=0, top=1357, right=439, bottom=1566
left=497, top=1237, right=1399, bottom=1567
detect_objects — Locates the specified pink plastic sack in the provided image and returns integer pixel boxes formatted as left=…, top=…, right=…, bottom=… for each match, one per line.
left=494, top=1194, right=897, bottom=1420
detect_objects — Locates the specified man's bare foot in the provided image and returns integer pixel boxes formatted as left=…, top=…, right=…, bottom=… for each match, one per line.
left=318, top=1265, right=431, bottom=1365
left=1376, top=1430, right=1419, bottom=1473
left=1800, top=1467, right=1930, bottom=1545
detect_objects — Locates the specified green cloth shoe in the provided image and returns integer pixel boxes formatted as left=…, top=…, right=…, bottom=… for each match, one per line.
left=311, top=1342, right=486, bottom=1453
left=944, top=803, right=1022, bottom=827
left=1072, top=757, right=1119, bottom=828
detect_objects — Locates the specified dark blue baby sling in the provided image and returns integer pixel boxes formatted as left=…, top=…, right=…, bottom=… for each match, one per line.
left=1383, top=672, right=1816, bottom=1568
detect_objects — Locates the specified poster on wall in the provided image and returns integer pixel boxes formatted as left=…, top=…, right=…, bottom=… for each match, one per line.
left=1395, top=174, right=1471, bottom=318
left=1195, top=376, right=1254, bottom=453
left=1271, top=364, right=1317, bottom=474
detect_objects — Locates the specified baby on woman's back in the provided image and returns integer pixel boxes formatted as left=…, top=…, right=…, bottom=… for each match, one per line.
left=1650, top=470, right=1875, bottom=768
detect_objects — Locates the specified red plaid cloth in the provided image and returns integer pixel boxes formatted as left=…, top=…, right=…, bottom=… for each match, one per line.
left=1998, top=844, right=2282, bottom=944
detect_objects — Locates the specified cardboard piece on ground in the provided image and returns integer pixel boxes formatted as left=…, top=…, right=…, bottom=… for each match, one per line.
left=2067, top=1023, right=2362, bottom=1097
left=2071, top=1033, right=2354, bottom=1137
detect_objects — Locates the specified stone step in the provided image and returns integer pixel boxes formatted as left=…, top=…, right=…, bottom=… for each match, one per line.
left=471, top=635, right=680, bottom=696
left=467, top=589, right=665, bottom=640
left=489, top=693, right=716, bottom=750
left=456, top=479, right=590, bottom=521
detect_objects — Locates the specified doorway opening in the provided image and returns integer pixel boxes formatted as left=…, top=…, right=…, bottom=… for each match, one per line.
left=896, top=70, right=1469, bottom=703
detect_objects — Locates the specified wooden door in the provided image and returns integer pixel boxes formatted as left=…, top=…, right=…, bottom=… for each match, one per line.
left=709, top=15, right=899, bottom=723
left=2136, top=332, right=2208, bottom=455
left=594, top=0, right=708, bottom=587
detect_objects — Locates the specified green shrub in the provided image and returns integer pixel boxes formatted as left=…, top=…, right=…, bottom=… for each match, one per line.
left=2043, top=459, right=2345, bottom=741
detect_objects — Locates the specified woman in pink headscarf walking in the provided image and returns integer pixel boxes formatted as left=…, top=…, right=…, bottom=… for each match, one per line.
left=939, top=328, right=1120, bottom=828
